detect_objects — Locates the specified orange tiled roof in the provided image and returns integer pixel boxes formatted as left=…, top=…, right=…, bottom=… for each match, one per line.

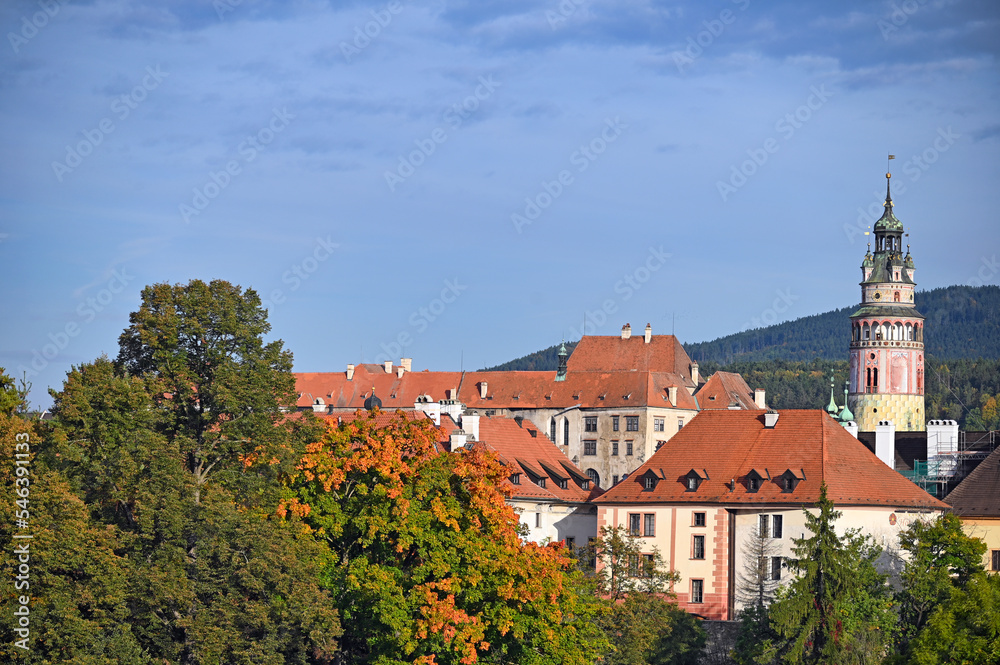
left=598, top=409, right=947, bottom=510
left=474, top=416, right=603, bottom=503
left=566, top=333, right=693, bottom=376
left=695, top=371, right=761, bottom=410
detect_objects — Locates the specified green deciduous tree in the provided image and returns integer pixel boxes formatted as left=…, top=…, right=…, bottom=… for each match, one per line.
left=904, top=571, right=1000, bottom=665
left=46, top=280, right=339, bottom=664
left=281, top=409, right=607, bottom=665
left=890, top=513, right=989, bottom=660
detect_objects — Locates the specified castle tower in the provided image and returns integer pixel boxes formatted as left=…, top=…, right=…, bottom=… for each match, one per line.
left=847, top=172, right=925, bottom=431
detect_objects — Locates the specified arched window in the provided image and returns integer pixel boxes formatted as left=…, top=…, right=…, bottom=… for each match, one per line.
left=563, top=418, right=569, bottom=446
left=894, top=291, right=900, bottom=302
left=906, top=323, right=913, bottom=340
left=863, top=323, right=870, bottom=340
left=550, top=418, right=556, bottom=443
left=586, top=469, right=600, bottom=488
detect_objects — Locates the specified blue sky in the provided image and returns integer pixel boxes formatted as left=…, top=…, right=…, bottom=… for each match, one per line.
left=1, top=0, right=998, bottom=408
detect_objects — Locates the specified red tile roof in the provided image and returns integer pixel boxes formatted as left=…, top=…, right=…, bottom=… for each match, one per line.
left=696, top=371, right=761, bottom=411
left=598, top=409, right=947, bottom=510
left=473, top=416, right=603, bottom=503
left=945, top=445, right=1000, bottom=517
left=566, top=334, right=693, bottom=376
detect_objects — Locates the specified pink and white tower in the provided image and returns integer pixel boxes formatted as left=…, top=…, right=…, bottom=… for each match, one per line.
left=847, top=172, right=925, bottom=431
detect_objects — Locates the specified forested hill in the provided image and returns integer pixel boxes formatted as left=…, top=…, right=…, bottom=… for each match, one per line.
left=482, top=286, right=999, bottom=372
left=685, top=285, right=1000, bottom=364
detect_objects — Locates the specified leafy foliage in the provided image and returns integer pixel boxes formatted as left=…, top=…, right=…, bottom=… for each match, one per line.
left=281, top=409, right=608, bottom=665
left=904, top=572, right=1000, bottom=665
left=736, top=524, right=782, bottom=609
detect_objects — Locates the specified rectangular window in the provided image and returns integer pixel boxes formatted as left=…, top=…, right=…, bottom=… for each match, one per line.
left=584, top=416, right=597, bottom=432
left=626, top=440, right=634, bottom=456
left=693, top=512, right=706, bottom=527
left=759, top=515, right=769, bottom=539
left=535, top=513, right=541, bottom=528
left=692, top=535, right=705, bottom=559
left=629, top=513, right=641, bottom=536
left=558, top=478, right=568, bottom=490
left=626, top=416, right=639, bottom=431
left=654, top=417, right=664, bottom=432
left=612, top=440, right=619, bottom=456
left=537, top=477, right=546, bottom=488
left=771, top=556, right=782, bottom=581
left=772, top=515, right=783, bottom=539
left=566, top=536, right=575, bottom=551
left=992, top=550, right=1000, bottom=572
left=691, top=579, right=704, bottom=603
left=644, top=514, right=655, bottom=537
left=628, top=554, right=640, bottom=577
left=584, top=440, right=597, bottom=455
left=510, top=473, right=520, bottom=485
left=612, top=416, right=619, bottom=431
left=612, top=474, right=619, bottom=485
left=641, top=553, right=655, bottom=578
left=677, top=417, right=684, bottom=430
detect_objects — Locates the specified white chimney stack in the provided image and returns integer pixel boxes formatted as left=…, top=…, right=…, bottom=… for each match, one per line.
left=479, top=381, right=487, bottom=399
left=644, top=323, right=652, bottom=343
left=843, top=421, right=859, bottom=438
left=754, top=388, right=766, bottom=409
left=875, top=420, right=896, bottom=469
left=400, top=358, right=412, bottom=372
left=450, top=429, right=468, bottom=450
left=383, top=360, right=393, bottom=374
left=691, top=362, right=699, bottom=385
left=346, top=364, right=355, bottom=380
left=396, top=365, right=404, bottom=378
left=668, top=386, right=678, bottom=406
left=462, top=412, right=480, bottom=441
left=621, top=323, right=631, bottom=339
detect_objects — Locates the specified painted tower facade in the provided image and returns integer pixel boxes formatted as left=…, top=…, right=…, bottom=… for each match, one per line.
left=847, top=173, right=925, bottom=431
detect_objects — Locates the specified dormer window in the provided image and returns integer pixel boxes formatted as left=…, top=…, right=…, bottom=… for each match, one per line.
left=558, top=478, right=568, bottom=490
left=779, top=469, right=805, bottom=493
left=745, top=469, right=767, bottom=493
left=684, top=469, right=707, bottom=492
left=510, top=473, right=521, bottom=485
left=645, top=475, right=657, bottom=490
left=537, top=478, right=546, bottom=489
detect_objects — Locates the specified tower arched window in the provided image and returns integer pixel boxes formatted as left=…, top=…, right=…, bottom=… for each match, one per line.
left=906, top=323, right=912, bottom=340
left=894, top=291, right=900, bottom=302
left=863, top=323, right=870, bottom=340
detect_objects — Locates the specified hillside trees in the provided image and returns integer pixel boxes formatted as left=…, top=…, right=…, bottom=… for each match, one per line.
left=45, top=280, right=339, bottom=664
left=278, top=409, right=608, bottom=665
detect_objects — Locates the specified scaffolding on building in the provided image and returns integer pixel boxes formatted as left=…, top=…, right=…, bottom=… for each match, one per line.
left=898, top=430, right=997, bottom=498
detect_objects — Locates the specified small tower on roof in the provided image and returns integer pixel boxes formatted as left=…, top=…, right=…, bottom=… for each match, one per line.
left=555, top=341, right=568, bottom=382
left=847, top=168, right=925, bottom=432
left=364, top=386, right=382, bottom=410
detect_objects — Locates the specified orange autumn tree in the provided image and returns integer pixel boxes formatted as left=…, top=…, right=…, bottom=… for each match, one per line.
left=278, top=409, right=608, bottom=665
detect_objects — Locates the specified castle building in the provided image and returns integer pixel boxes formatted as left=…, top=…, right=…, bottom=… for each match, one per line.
left=847, top=172, right=925, bottom=431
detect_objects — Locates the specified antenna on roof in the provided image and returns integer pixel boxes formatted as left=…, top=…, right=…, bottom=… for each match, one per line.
left=672, top=312, right=675, bottom=336
left=461, top=350, right=464, bottom=372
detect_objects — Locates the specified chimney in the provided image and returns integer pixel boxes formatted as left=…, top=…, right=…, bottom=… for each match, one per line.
left=383, top=360, right=393, bottom=374
left=450, top=429, right=468, bottom=451
left=763, top=410, right=779, bottom=428
left=621, top=323, right=631, bottom=339
left=754, top=388, right=766, bottom=409
left=396, top=365, right=404, bottom=378
left=461, top=412, right=480, bottom=441
left=843, top=420, right=859, bottom=438
left=644, top=323, right=652, bottom=343
left=400, top=358, right=412, bottom=372
left=479, top=381, right=487, bottom=399
left=875, top=420, right=896, bottom=469
left=691, top=362, right=699, bottom=385
left=668, top=386, right=678, bottom=406
left=346, top=364, right=355, bottom=380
